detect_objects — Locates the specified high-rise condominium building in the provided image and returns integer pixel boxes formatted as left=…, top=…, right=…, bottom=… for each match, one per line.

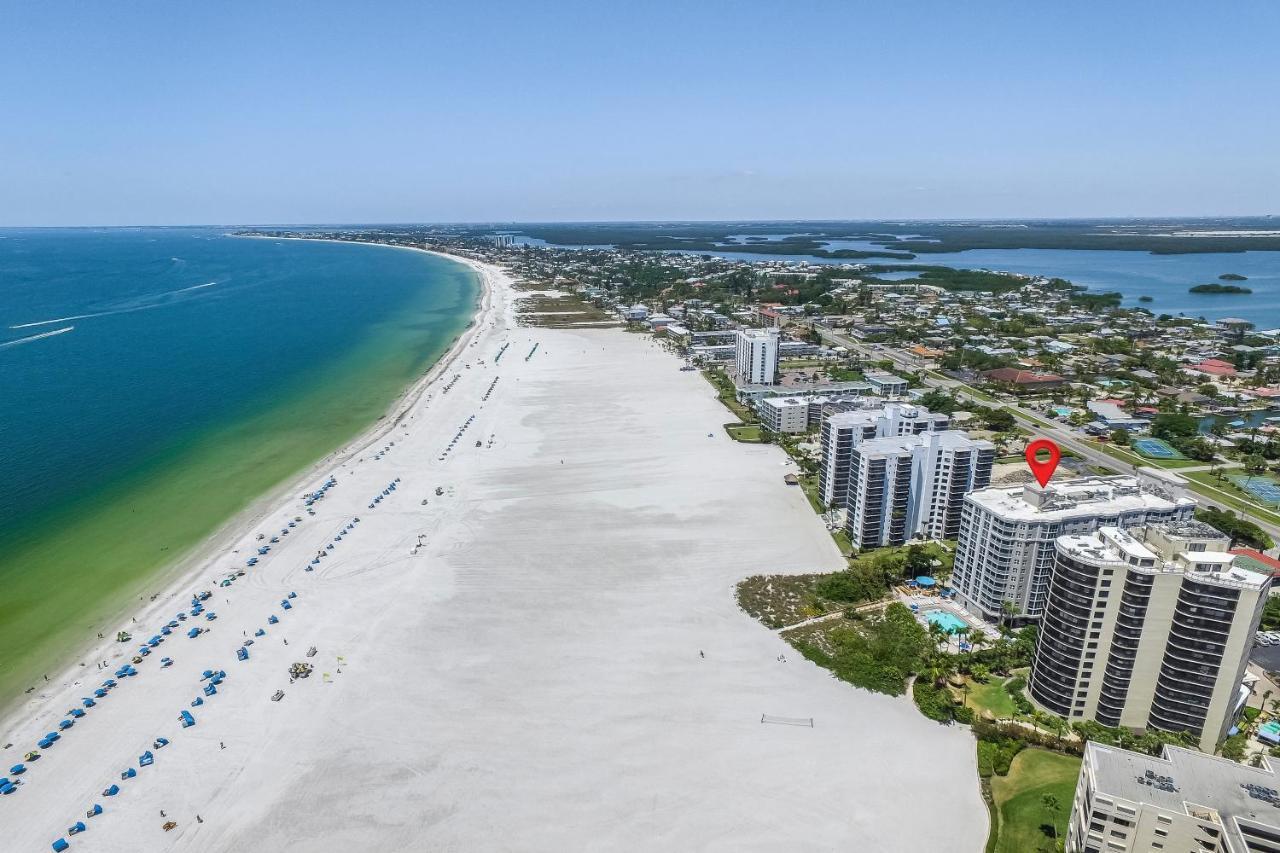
left=734, top=328, right=779, bottom=385
left=817, top=403, right=950, bottom=506
left=844, top=430, right=994, bottom=549
left=1068, top=741, right=1280, bottom=853
left=1029, top=521, right=1268, bottom=753
left=952, top=476, right=1196, bottom=625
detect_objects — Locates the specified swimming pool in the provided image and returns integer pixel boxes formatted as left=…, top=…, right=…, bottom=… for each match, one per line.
left=924, top=610, right=968, bottom=634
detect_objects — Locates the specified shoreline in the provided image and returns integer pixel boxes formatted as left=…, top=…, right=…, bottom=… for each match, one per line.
left=0, top=244, right=492, bottom=727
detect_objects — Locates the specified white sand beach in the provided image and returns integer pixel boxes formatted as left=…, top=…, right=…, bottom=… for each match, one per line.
left=2, top=256, right=987, bottom=852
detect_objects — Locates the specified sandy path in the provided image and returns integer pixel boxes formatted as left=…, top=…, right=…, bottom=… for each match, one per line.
left=3, top=258, right=986, bottom=852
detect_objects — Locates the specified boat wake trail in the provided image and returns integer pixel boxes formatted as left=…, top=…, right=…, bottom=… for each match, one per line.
left=0, top=326, right=74, bottom=348
left=9, top=281, right=220, bottom=329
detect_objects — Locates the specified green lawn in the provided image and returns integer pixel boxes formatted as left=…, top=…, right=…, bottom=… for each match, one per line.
left=725, top=424, right=763, bottom=442
left=988, top=749, right=1081, bottom=853
left=961, top=677, right=1017, bottom=720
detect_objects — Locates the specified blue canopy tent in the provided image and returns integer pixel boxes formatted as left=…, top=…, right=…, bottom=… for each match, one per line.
left=87, top=803, right=103, bottom=817
left=52, top=839, right=69, bottom=852
left=203, top=684, right=217, bottom=697
left=68, top=821, right=86, bottom=835
left=179, top=710, right=195, bottom=727
left=191, top=697, right=204, bottom=707
left=121, top=767, right=136, bottom=779
left=268, top=615, right=279, bottom=625
left=236, top=647, right=249, bottom=661
left=102, top=784, right=119, bottom=796
left=10, top=763, right=26, bottom=775
left=70, top=708, right=85, bottom=718
left=187, top=627, right=200, bottom=639
left=138, top=751, right=154, bottom=767
left=83, top=697, right=96, bottom=707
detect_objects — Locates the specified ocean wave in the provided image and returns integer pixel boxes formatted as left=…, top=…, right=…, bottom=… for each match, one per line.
left=9, top=281, right=220, bottom=329
left=0, top=326, right=74, bottom=348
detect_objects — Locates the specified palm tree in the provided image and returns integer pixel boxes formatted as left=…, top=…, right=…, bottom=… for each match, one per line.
left=1042, top=793, right=1061, bottom=843
left=999, top=600, right=1019, bottom=634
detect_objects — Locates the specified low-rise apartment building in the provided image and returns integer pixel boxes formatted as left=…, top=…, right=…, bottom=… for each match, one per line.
left=1068, top=742, right=1280, bottom=853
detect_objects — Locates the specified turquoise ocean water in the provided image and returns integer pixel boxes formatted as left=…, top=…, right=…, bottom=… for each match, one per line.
left=0, top=228, right=477, bottom=700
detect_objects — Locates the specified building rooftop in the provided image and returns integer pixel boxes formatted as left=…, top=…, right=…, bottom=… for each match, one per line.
left=857, top=430, right=994, bottom=457
left=1087, top=743, right=1280, bottom=846
left=966, top=475, right=1196, bottom=522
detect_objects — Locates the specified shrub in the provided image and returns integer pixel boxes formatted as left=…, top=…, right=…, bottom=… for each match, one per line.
left=914, top=680, right=955, bottom=723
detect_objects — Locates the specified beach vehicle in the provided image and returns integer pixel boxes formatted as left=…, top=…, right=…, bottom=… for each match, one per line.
left=271, top=690, right=285, bottom=702
left=138, top=750, right=154, bottom=767
left=179, top=710, right=195, bottom=727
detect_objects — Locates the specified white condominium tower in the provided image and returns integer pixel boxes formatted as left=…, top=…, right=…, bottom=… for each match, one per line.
left=844, top=430, right=994, bottom=549
left=817, top=403, right=950, bottom=507
left=1030, top=522, right=1268, bottom=753
left=952, top=476, right=1195, bottom=625
left=734, top=327, right=779, bottom=385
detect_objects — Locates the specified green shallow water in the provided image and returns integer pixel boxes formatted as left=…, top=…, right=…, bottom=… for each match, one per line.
left=0, top=232, right=477, bottom=707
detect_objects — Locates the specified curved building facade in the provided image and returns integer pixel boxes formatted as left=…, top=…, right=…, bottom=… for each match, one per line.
left=1028, top=522, right=1268, bottom=754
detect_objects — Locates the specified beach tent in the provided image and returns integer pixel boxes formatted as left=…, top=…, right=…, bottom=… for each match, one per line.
left=191, top=698, right=203, bottom=707
left=121, top=768, right=136, bottom=779
left=10, top=763, right=25, bottom=775
left=68, top=821, right=86, bottom=835
left=52, top=839, right=69, bottom=852
left=203, top=684, right=217, bottom=697
left=70, top=708, right=85, bottom=718
left=187, top=628, right=200, bottom=638
left=138, top=751, right=154, bottom=767
left=87, top=804, right=103, bottom=817
left=288, top=591, right=297, bottom=599
left=179, top=710, right=195, bottom=728
left=102, top=784, right=119, bottom=796
left=268, top=615, right=279, bottom=625
left=914, top=576, right=937, bottom=588
left=236, top=647, right=249, bottom=661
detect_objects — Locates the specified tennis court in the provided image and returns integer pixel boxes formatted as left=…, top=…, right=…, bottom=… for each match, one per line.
left=1132, top=437, right=1185, bottom=460
left=1229, top=473, right=1280, bottom=506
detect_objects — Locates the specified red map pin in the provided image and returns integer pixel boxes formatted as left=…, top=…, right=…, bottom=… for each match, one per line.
left=1025, top=438, right=1061, bottom=487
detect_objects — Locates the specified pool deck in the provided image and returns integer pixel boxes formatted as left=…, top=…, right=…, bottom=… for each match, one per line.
left=896, top=590, right=1000, bottom=651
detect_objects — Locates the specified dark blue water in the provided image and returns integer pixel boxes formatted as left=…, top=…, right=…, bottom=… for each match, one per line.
left=0, top=228, right=476, bottom=538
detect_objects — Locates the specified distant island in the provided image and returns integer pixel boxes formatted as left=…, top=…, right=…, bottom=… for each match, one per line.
left=1219, top=273, right=1249, bottom=281
left=1190, top=283, right=1252, bottom=294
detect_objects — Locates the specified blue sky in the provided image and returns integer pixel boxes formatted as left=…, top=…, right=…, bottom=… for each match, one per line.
left=2, top=1, right=1277, bottom=225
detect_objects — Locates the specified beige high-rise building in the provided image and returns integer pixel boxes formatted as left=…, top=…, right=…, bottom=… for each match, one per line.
left=1030, top=521, right=1269, bottom=754
left=1069, top=741, right=1280, bottom=853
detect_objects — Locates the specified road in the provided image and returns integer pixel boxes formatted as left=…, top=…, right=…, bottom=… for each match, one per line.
left=814, top=324, right=1280, bottom=549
